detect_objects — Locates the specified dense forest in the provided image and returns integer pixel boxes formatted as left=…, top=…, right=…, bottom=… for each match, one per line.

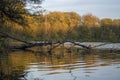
left=1, top=12, right=120, bottom=41
left=0, top=0, right=120, bottom=51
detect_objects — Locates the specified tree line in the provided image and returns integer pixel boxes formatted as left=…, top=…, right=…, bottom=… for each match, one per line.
left=38, top=12, right=120, bottom=42
left=1, top=11, right=120, bottom=42
left=4, top=12, right=119, bottom=42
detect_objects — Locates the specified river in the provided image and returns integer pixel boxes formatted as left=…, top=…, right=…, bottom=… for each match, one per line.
left=0, top=46, right=120, bottom=80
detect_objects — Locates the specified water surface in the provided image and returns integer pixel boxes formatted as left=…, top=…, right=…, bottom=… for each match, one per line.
left=0, top=48, right=120, bottom=80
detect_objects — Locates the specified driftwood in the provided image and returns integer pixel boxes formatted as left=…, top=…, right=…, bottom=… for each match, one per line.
left=68, top=41, right=91, bottom=49
left=10, top=42, right=62, bottom=50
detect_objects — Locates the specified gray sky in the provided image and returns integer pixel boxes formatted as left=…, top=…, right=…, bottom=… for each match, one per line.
left=42, top=0, right=120, bottom=19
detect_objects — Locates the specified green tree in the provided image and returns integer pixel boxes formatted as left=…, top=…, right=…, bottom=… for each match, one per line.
left=0, top=0, right=44, bottom=25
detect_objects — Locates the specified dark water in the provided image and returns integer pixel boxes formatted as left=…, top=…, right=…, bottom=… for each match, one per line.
left=0, top=49, right=120, bottom=80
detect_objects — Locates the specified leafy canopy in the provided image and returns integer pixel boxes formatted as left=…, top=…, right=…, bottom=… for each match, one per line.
left=0, top=0, right=44, bottom=25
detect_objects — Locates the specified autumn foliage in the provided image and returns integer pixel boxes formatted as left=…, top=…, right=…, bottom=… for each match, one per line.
left=0, top=0, right=120, bottom=42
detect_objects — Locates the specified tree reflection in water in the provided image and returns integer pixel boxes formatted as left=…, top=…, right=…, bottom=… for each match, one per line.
left=0, top=48, right=120, bottom=80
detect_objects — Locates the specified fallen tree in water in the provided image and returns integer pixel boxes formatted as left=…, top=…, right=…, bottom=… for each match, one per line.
left=0, top=31, right=110, bottom=50
left=0, top=31, right=62, bottom=49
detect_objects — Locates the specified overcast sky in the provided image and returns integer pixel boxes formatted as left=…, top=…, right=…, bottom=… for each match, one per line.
left=42, top=0, right=120, bottom=19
